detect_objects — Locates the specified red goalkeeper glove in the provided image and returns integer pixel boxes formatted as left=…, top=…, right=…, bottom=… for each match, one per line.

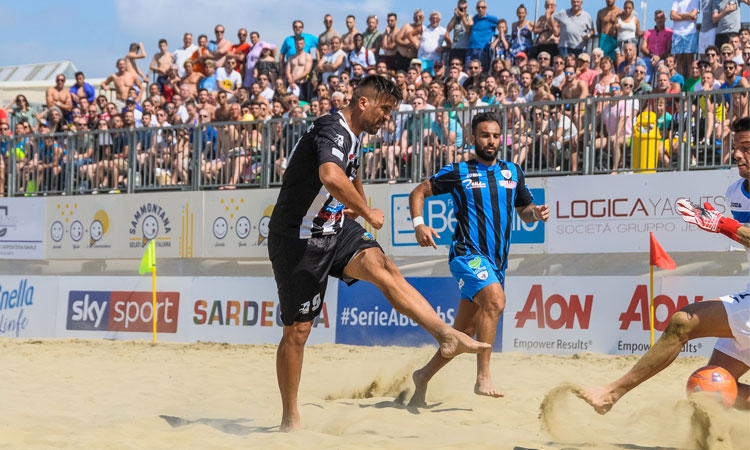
left=676, top=198, right=743, bottom=244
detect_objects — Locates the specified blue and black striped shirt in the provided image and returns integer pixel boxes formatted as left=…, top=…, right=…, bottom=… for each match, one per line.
left=430, top=160, right=533, bottom=272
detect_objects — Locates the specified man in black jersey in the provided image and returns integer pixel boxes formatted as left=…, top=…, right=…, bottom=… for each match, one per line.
left=268, top=75, right=490, bottom=432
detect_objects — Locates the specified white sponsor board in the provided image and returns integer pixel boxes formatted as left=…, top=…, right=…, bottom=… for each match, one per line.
left=547, top=170, right=737, bottom=253
left=0, top=276, right=58, bottom=338
left=201, top=189, right=281, bottom=258
left=0, top=198, right=45, bottom=259
left=56, top=276, right=337, bottom=345
left=46, top=192, right=202, bottom=259
left=184, top=276, right=337, bottom=344
left=502, top=276, right=748, bottom=357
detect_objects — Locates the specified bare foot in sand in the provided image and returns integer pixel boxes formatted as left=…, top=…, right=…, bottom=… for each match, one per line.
left=408, top=368, right=430, bottom=407
left=574, top=386, right=620, bottom=415
left=438, top=329, right=490, bottom=358
left=279, top=413, right=301, bottom=432
left=475, top=377, right=504, bottom=398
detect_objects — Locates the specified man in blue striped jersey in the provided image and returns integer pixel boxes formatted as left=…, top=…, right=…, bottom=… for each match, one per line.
left=408, top=112, right=550, bottom=406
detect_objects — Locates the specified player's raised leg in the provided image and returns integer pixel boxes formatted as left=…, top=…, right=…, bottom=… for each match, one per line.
left=576, top=300, right=735, bottom=414
left=343, top=247, right=491, bottom=357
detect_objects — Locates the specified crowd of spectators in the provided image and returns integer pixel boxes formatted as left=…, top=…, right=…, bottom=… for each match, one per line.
left=2, top=0, right=750, bottom=194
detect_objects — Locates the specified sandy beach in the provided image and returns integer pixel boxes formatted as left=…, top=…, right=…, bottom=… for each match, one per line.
left=1, top=339, right=747, bottom=450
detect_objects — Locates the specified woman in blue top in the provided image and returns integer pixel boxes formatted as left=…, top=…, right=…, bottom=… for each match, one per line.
left=509, top=5, right=534, bottom=63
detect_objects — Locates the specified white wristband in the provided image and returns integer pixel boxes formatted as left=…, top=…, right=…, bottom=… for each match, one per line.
left=412, top=216, right=424, bottom=229
left=532, top=208, right=540, bottom=221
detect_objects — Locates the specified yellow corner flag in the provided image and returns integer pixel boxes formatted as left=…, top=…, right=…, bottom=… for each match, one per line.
left=139, top=239, right=156, bottom=275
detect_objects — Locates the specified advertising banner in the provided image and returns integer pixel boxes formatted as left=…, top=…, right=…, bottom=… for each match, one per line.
left=184, top=276, right=337, bottom=345
left=200, top=189, right=281, bottom=259
left=46, top=192, right=202, bottom=259
left=502, top=276, right=747, bottom=357
left=334, top=277, right=503, bottom=350
left=0, top=198, right=45, bottom=259
left=56, top=276, right=337, bottom=344
left=58, top=277, right=185, bottom=341
left=547, top=170, right=737, bottom=253
left=0, top=276, right=58, bottom=338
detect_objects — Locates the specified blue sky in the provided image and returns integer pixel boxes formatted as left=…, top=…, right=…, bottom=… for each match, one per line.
left=2, top=0, right=747, bottom=78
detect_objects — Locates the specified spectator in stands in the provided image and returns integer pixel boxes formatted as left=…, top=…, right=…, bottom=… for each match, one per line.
left=362, top=15, right=383, bottom=56
left=632, top=62, right=652, bottom=94
left=279, top=20, right=318, bottom=70
left=5, top=95, right=38, bottom=130
left=150, top=39, right=174, bottom=94
left=341, top=15, right=360, bottom=54
left=706, top=45, right=725, bottom=80
left=395, top=10, right=424, bottom=72
left=614, top=1, right=642, bottom=69
left=713, top=0, right=744, bottom=48
left=466, top=1, right=498, bottom=70
left=102, top=59, right=139, bottom=110
left=662, top=55, right=684, bottom=88
left=70, top=72, right=96, bottom=106
left=670, top=0, right=699, bottom=76
left=381, top=13, right=401, bottom=70
left=125, top=42, right=149, bottom=86
left=533, top=1, right=560, bottom=59
left=597, top=0, right=621, bottom=61
left=179, top=61, right=202, bottom=100
left=199, top=59, right=219, bottom=96
left=418, top=11, right=446, bottom=75
left=555, top=0, right=595, bottom=57
left=728, top=32, right=745, bottom=64
left=684, top=60, right=703, bottom=91
left=490, top=19, right=511, bottom=66
left=446, top=0, right=472, bottom=66
left=720, top=58, right=750, bottom=163
left=319, top=37, right=347, bottom=85
left=575, top=53, right=597, bottom=90
left=171, top=126, right=192, bottom=185
left=244, top=32, right=276, bottom=88
left=209, top=24, right=232, bottom=67
left=46, top=74, right=74, bottom=119
left=509, top=4, right=534, bottom=63
left=319, top=14, right=340, bottom=48
left=286, top=36, right=314, bottom=101
left=462, top=58, right=486, bottom=90
left=617, top=42, right=645, bottom=79
left=593, top=56, right=620, bottom=96
left=349, top=34, right=378, bottom=74
left=174, top=33, right=197, bottom=78
left=641, top=10, right=672, bottom=75
left=217, top=56, right=243, bottom=100
left=741, top=43, right=750, bottom=77
left=191, top=34, right=212, bottom=75
left=550, top=104, right=579, bottom=170
left=230, top=28, right=251, bottom=78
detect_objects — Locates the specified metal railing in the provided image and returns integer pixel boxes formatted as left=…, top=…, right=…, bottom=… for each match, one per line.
left=0, top=87, right=744, bottom=196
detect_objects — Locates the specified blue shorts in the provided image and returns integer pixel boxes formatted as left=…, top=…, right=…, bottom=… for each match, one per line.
left=672, top=33, right=697, bottom=55
left=449, top=254, right=504, bottom=301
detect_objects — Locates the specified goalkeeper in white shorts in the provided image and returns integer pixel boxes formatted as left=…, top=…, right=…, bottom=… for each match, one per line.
left=577, top=117, right=750, bottom=414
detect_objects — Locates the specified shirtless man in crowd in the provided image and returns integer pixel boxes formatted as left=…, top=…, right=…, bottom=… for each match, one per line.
left=150, top=39, right=174, bottom=93
left=286, top=36, right=314, bottom=101
left=46, top=74, right=74, bottom=116
left=102, top=59, right=140, bottom=109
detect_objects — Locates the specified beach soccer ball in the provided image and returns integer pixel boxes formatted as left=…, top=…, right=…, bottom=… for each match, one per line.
left=685, top=365, right=738, bottom=407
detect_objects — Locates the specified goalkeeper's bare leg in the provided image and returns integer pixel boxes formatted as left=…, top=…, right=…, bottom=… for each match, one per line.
left=576, top=300, right=750, bottom=414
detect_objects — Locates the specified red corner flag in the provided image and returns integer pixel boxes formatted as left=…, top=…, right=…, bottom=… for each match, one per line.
left=649, top=232, right=676, bottom=270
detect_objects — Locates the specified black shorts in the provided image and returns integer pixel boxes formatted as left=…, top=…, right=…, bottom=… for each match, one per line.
left=268, top=218, right=382, bottom=326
